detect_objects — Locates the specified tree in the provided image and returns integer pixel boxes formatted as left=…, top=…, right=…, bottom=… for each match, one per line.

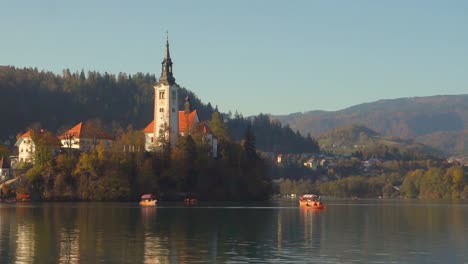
left=30, top=130, right=57, bottom=169
left=243, top=123, right=257, bottom=163
left=210, top=111, right=230, bottom=141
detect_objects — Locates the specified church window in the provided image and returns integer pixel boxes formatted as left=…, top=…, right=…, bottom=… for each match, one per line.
left=159, top=91, right=166, bottom=99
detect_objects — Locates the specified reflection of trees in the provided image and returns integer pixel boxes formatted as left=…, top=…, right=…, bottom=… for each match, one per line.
left=0, top=203, right=466, bottom=263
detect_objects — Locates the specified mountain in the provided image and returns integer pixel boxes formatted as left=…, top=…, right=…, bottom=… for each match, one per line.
left=272, top=95, right=468, bottom=155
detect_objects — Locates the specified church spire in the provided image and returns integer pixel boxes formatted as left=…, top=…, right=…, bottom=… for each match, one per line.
left=164, top=31, right=170, bottom=60
left=159, top=32, right=176, bottom=85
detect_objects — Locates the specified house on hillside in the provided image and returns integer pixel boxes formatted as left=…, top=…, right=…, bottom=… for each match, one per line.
left=304, top=158, right=319, bottom=170
left=277, top=154, right=283, bottom=164
left=59, top=122, right=114, bottom=151
left=14, top=129, right=62, bottom=164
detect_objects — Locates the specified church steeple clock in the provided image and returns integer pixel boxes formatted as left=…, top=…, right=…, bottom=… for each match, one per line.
left=154, top=33, right=179, bottom=146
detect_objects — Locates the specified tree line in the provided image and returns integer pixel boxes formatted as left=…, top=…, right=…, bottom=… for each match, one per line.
left=0, top=66, right=318, bottom=154
left=277, top=163, right=467, bottom=199
left=3, top=112, right=271, bottom=201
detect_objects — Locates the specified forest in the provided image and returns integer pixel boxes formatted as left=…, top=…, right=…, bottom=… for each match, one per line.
left=0, top=66, right=319, bottom=154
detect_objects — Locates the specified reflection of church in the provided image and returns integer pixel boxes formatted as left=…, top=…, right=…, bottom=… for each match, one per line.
left=143, top=36, right=217, bottom=157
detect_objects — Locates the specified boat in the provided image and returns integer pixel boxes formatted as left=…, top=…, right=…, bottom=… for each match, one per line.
left=184, top=197, right=198, bottom=205
left=139, top=194, right=157, bottom=206
left=16, top=193, right=31, bottom=202
left=299, top=194, right=325, bottom=209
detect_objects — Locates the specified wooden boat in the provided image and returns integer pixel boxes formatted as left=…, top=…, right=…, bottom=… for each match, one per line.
left=184, top=197, right=198, bottom=205
left=299, top=194, right=325, bottom=209
left=16, top=193, right=31, bottom=202
left=139, top=194, right=157, bottom=206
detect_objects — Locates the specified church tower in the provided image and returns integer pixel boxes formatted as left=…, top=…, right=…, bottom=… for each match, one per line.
left=154, top=34, right=179, bottom=146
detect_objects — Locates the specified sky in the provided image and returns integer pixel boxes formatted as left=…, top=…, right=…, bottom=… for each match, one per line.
left=1, top=0, right=467, bottom=116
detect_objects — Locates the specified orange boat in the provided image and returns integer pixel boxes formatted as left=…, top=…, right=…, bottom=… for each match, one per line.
left=140, top=194, right=157, bottom=206
left=299, top=194, right=325, bottom=209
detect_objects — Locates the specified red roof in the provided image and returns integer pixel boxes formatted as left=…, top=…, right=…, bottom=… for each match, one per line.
left=143, top=120, right=154, bottom=133
left=143, top=110, right=198, bottom=134
left=17, top=129, right=61, bottom=146
left=179, top=110, right=198, bottom=135
left=59, top=122, right=114, bottom=140
left=19, top=131, right=32, bottom=138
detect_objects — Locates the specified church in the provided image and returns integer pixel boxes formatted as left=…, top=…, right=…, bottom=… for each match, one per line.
left=143, top=36, right=218, bottom=157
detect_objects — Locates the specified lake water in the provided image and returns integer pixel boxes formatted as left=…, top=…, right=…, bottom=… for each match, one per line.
left=0, top=199, right=467, bottom=263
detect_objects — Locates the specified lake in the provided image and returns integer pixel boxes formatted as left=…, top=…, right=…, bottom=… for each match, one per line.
left=0, top=199, right=467, bottom=263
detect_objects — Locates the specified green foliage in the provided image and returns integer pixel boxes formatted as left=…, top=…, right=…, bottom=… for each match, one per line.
left=295, top=165, right=467, bottom=199
left=227, top=113, right=320, bottom=153
left=278, top=179, right=314, bottom=195
left=319, top=124, right=439, bottom=159
left=0, top=144, right=10, bottom=157
left=210, top=111, right=229, bottom=141
left=0, top=66, right=214, bottom=140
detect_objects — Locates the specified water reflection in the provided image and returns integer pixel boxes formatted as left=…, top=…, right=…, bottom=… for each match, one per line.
left=0, top=201, right=467, bottom=263
left=59, top=228, right=79, bottom=264
left=140, top=206, right=170, bottom=264
left=15, top=222, right=35, bottom=264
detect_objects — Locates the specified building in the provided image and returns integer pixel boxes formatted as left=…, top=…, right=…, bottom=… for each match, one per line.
left=153, top=35, right=180, bottom=146
left=58, top=122, right=114, bottom=151
left=14, top=129, right=62, bottom=164
left=144, top=37, right=218, bottom=156
left=144, top=97, right=218, bottom=157
left=143, top=97, right=199, bottom=151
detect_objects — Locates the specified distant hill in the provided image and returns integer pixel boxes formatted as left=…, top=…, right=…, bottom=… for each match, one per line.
left=318, top=124, right=440, bottom=157
left=272, top=95, right=468, bottom=155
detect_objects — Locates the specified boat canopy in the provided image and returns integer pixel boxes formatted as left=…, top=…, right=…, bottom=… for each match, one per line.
left=301, top=194, right=318, bottom=199
left=141, top=194, right=155, bottom=199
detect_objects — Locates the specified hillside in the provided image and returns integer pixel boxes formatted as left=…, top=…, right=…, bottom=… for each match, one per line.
left=272, top=95, right=468, bottom=155
left=0, top=66, right=314, bottom=153
left=318, top=124, right=441, bottom=158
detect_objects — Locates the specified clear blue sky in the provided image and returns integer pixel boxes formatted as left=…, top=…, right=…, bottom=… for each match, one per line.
left=1, top=0, right=467, bottom=116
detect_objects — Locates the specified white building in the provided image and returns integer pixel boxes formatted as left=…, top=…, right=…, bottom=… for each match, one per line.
left=153, top=36, right=179, bottom=146
left=58, top=121, right=113, bottom=151
left=15, top=131, right=35, bottom=163
left=14, top=130, right=61, bottom=164
left=143, top=37, right=218, bottom=157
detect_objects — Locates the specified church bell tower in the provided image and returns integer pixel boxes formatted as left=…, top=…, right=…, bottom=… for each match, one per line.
left=154, top=34, right=179, bottom=146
